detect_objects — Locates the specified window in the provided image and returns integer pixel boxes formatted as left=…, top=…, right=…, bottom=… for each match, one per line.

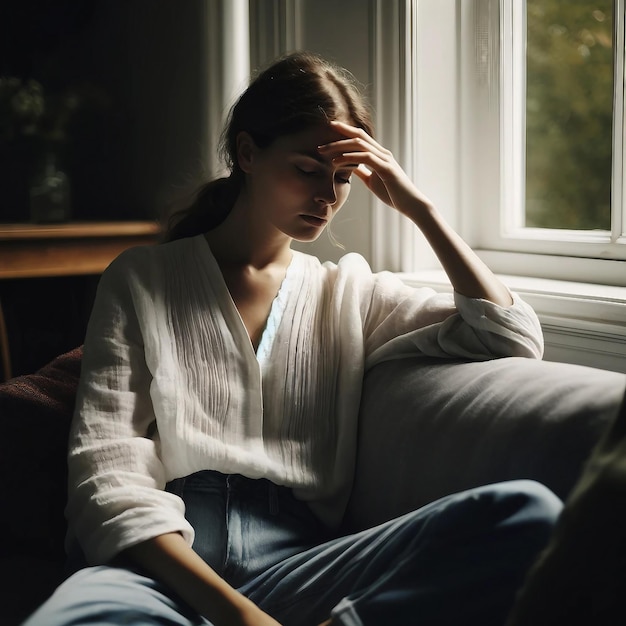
left=373, top=0, right=626, bottom=372
left=525, top=1, right=613, bottom=232
left=469, top=0, right=626, bottom=284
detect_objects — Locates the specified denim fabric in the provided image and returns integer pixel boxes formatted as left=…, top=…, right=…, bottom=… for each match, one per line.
left=23, top=473, right=562, bottom=626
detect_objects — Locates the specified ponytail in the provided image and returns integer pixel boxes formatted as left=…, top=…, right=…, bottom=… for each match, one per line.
left=163, top=174, right=241, bottom=243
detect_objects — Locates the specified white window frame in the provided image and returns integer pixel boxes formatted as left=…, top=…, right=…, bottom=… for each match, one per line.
left=372, top=0, right=626, bottom=372
left=374, top=0, right=626, bottom=284
left=471, top=0, right=626, bottom=284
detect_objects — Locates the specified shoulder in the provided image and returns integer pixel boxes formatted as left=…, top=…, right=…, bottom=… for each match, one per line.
left=317, top=252, right=374, bottom=285
left=93, top=238, right=203, bottom=309
left=104, top=235, right=200, bottom=280
left=297, top=251, right=412, bottom=295
left=294, top=250, right=415, bottom=298
left=322, top=252, right=372, bottom=273
left=324, top=252, right=411, bottom=293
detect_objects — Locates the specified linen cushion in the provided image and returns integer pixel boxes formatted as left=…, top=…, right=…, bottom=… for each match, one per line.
left=347, top=356, right=626, bottom=530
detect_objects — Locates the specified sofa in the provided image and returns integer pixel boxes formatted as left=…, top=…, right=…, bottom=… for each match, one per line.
left=1, top=348, right=624, bottom=625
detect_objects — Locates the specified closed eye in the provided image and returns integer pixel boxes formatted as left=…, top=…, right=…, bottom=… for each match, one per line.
left=295, top=165, right=320, bottom=177
left=294, top=158, right=353, bottom=184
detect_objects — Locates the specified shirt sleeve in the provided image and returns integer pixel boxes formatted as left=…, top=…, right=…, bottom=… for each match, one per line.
left=362, top=266, right=544, bottom=369
left=65, top=248, right=194, bottom=565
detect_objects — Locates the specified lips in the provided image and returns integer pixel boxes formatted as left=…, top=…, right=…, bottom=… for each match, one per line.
left=301, top=214, right=328, bottom=227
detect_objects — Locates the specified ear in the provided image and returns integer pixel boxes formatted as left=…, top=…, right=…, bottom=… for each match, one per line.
left=236, top=132, right=259, bottom=174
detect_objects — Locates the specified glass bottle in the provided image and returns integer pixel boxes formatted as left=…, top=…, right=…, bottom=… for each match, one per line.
left=29, top=148, right=72, bottom=223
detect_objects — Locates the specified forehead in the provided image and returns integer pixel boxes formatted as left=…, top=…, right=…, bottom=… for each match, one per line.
left=274, top=123, right=350, bottom=153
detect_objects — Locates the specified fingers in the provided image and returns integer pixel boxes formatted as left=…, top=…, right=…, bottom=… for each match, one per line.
left=352, top=164, right=377, bottom=192
left=319, top=120, right=412, bottom=210
left=318, top=138, right=389, bottom=163
left=354, top=164, right=373, bottom=182
left=319, top=120, right=390, bottom=156
left=318, top=121, right=396, bottom=180
left=318, top=141, right=392, bottom=178
left=321, top=120, right=422, bottom=211
left=322, top=145, right=395, bottom=184
left=329, top=120, right=385, bottom=150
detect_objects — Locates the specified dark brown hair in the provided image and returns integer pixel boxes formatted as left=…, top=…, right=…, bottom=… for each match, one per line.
left=164, top=51, right=374, bottom=242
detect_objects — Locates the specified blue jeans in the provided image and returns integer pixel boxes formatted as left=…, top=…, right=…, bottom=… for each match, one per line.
left=24, top=473, right=562, bottom=626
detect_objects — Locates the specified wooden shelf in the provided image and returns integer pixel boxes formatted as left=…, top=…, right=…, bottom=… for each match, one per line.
left=0, top=220, right=161, bottom=279
left=0, top=220, right=161, bottom=380
left=0, top=220, right=161, bottom=240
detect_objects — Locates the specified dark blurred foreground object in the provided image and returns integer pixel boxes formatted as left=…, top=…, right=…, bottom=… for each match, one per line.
left=507, top=387, right=626, bottom=625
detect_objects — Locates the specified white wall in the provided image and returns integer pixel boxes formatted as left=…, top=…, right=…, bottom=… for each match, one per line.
left=248, top=0, right=461, bottom=268
left=250, top=0, right=378, bottom=264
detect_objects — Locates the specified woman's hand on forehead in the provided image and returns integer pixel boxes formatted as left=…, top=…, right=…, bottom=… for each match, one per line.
left=317, top=120, right=426, bottom=214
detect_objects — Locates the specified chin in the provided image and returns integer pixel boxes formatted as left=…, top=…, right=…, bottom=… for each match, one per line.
left=292, top=230, right=325, bottom=243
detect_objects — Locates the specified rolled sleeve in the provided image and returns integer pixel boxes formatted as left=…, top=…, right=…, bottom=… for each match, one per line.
left=66, top=249, right=194, bottom=565
left=364, top=272, right=544, bottom=370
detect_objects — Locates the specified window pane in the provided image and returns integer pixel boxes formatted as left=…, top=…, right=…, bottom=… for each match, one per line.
left=525, top=0, right=613, bottom=230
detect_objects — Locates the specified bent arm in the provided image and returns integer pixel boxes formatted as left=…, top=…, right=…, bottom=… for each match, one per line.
left=71, top=251, right=286, bottom=625
left=123, top=533, right=281, bottom=626
left=324, top=120, right=513, bottom=307
left=67, top=250, right=194, bottom=563
left=403, top=197, right=513, bottom=307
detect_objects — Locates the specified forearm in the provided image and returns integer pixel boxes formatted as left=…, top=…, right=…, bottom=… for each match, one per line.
left=123, top=533, right=279, bottom=626
left=404, top=199, right=513, bottom=307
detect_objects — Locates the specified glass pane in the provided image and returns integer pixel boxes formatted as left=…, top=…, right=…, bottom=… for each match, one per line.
left=525, top=0, right=613, bottom=230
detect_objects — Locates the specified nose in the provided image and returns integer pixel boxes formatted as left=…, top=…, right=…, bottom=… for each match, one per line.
left=314, top=177, right=337, bottom=206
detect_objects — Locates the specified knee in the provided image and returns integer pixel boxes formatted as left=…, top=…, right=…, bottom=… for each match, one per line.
left=488, top=480, right=563, bottom=540
left=424, top=480, right=562, bottom=545
left=501, top=480, right=563, bottom=517
left=23, top=566, right=189, bottom=626
left=23, top=567, right=131, bottom=626
left=395, top=480, right=562, bottom=547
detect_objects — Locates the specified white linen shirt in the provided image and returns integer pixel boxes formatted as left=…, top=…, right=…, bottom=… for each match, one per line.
left=66, top=234, right=544, bottom=564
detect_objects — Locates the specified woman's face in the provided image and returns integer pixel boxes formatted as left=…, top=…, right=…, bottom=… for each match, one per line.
left=239, top=122, right=358, bottom=242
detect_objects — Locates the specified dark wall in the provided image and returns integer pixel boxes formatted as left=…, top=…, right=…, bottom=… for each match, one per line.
left=0, top=0, right=211, bottom=222
left=1, top=1, right=213, bottom=376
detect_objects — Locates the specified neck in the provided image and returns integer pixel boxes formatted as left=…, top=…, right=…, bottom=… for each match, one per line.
left=204, top=191, right=292, bottom=270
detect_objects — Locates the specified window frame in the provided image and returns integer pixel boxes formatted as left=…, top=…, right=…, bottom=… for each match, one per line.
left=372, top=0, right=626, bottom=285
left=467, top=0, right=626, bottom=283
left=370, top=0, right=626, bottom=372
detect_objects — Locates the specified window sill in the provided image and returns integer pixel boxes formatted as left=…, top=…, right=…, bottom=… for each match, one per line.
left=397, top=269, right=626, bottom=374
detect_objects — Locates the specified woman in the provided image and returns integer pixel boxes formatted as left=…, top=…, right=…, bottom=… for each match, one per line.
left=25, top=51, right=562, bottom=626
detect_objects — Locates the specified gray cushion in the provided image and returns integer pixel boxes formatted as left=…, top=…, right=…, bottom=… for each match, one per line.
left=346, top=356, right=626, bottom=530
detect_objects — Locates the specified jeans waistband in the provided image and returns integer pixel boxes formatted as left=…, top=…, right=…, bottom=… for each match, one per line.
left=166, top=470, right=285, bottom=514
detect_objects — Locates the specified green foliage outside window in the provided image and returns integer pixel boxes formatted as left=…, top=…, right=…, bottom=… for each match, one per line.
left=525, top=0, right=613, bottom=230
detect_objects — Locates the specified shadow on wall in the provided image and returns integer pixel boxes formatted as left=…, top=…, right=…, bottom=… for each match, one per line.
left=0, top=0, right=211, bottom=224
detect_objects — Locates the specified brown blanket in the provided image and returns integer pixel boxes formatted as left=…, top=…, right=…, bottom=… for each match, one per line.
left=0, top=346, right=82, bottom=560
